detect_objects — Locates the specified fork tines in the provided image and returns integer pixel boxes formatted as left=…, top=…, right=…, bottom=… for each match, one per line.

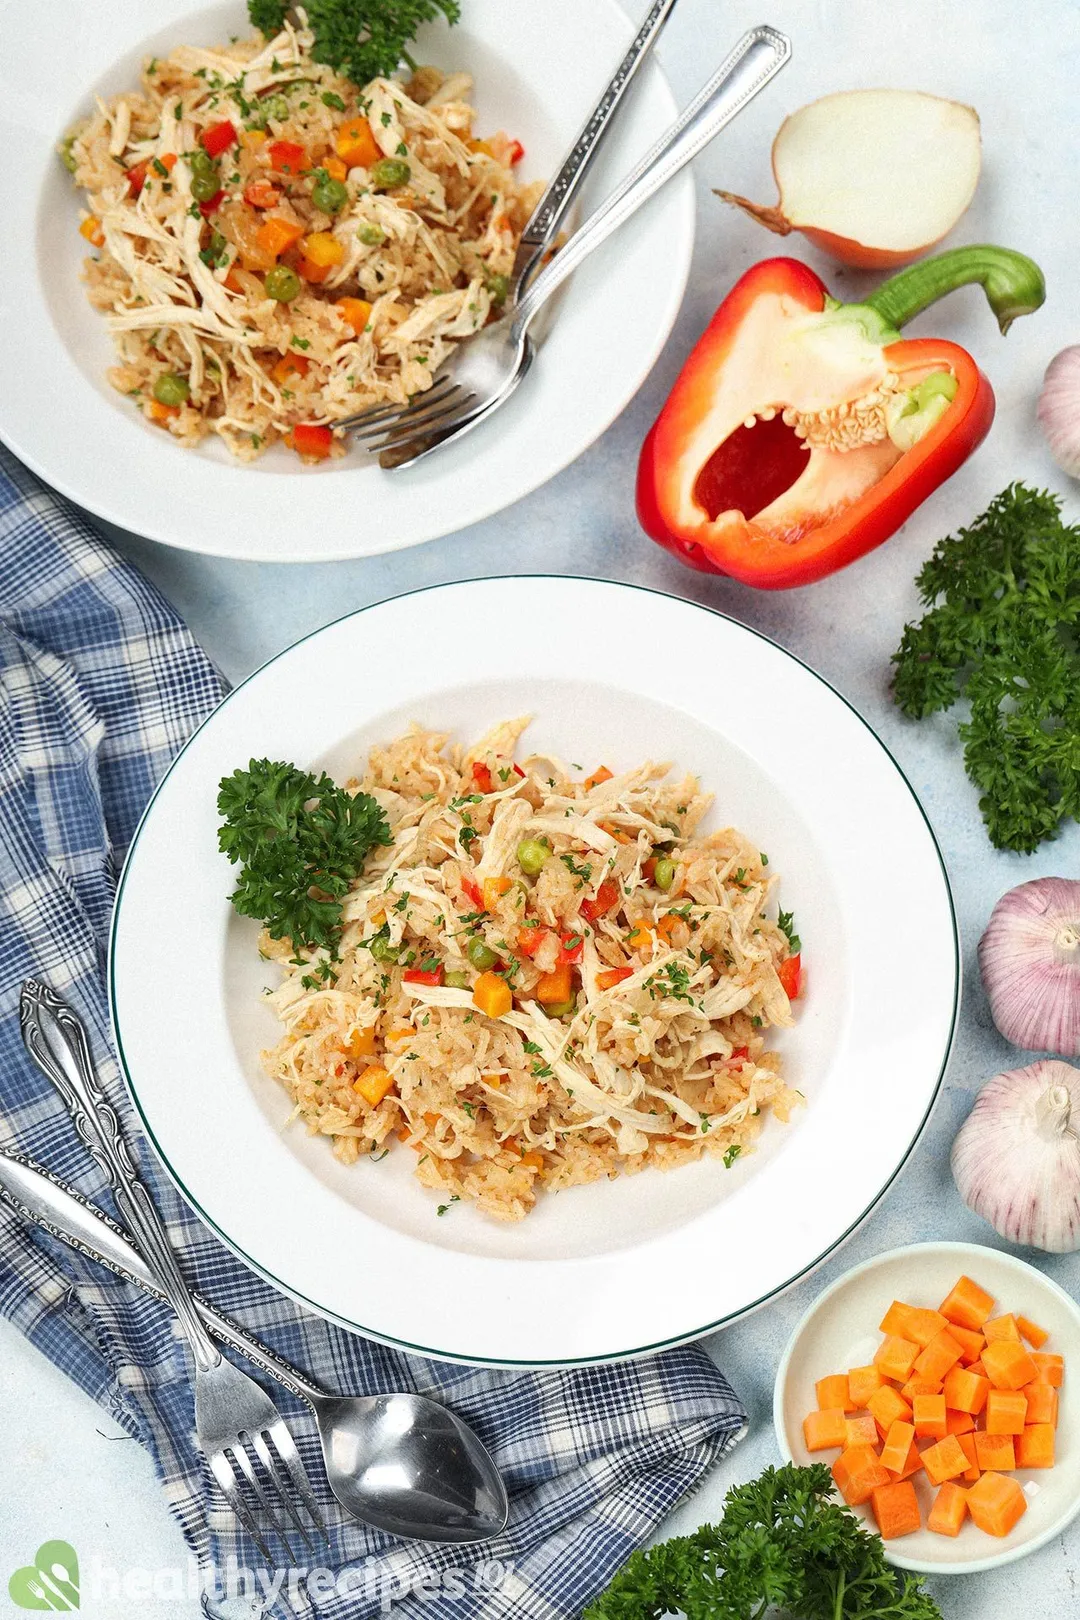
left=209, top=1424, right=328, bottom=1563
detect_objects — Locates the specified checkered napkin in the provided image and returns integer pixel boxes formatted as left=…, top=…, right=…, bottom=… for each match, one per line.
left=0, top=441, right=747, bottom=1620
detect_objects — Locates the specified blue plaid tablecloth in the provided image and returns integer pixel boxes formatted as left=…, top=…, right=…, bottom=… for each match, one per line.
left=0, top=441, right=746, bottom=1619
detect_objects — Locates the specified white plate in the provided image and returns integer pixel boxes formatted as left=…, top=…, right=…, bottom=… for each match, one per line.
left=109, top=577, right=958, bottom=1365
left=774, top=1241, right=1080, bottom=1573
left=0, top=0, right=692, bottom=561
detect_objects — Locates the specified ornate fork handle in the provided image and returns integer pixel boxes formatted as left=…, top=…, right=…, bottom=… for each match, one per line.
left=511, top=0, right=680, bottom=297
left=20, top=980, right=222, bottom=1374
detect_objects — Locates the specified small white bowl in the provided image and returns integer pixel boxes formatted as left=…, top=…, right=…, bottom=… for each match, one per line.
left=774, top=1241, right=1080, bottom=1574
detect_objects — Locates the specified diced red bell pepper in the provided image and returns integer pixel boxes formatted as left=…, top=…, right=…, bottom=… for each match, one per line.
left=507, top=139, right=525, bottom=165
left=292, top=423, right=333, bottom=460
left=778, top=954, right=802, bottom=999
left=596, top=966, right=633, bottom=991
left=580, top=879, right=620, bottom=923
left=557, top=931, right=584, bottom=964
left=403, top=964, right=444, bottom=986
left=126, top=159, right=149, bottom=195
left=729, top=1045, right=750, bottom=1063
left=461, top=875, right=484, bottom=910
left=516, top=924, right=549, bottom=957
left=198, top=190, right=225, bottom=217
left=201, top=119, right=238, bottom=157
left=268, top=139, right=307, bottom=174
left=637, top=248, right=1045, bottom=589
left=472, top=762, right=494, bottom=793
left=512, top=763, right=525, bottom=778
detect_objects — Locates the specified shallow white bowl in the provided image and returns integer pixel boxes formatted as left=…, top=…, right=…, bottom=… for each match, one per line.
left=110, top=577, right=958, bottom=1364
left=775, top=1240, right=1080, bottom=1573
left=0, top=0, right=693, bottom=560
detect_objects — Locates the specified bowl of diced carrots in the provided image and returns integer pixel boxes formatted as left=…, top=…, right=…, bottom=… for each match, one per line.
left=774, top=1241, right=1080, bottom=1572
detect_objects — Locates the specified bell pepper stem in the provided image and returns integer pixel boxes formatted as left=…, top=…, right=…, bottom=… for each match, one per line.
left=860, top=245, right=1046, bottom=335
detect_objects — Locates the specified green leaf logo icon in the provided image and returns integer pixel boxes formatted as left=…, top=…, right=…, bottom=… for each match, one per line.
left=8, top=1542, right=80, bottom=1610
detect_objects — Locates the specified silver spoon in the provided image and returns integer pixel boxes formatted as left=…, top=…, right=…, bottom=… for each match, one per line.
left=0, top=1147, right=507, bottom=1543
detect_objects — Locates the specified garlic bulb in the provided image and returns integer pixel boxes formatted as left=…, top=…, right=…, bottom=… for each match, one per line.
left=979, top=877, right=1080, bottom=1055
left=1037, top=346, right=1080, bottom=478
left=952, top=1059, right=1080, bottom=1251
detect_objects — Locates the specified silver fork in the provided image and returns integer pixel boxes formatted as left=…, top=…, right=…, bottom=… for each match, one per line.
left=19, top=980, right=328, bottom=1564
left=338, top=25, right=791, bottom=465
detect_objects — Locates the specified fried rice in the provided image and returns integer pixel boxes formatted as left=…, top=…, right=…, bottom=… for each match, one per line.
left=63, top=11, right=540, bottom=461
left=257, top=719, right=803, bottom=1222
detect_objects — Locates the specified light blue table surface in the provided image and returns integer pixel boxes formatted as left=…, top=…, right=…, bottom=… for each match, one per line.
left=4, top=0, right=1080, bottom=1614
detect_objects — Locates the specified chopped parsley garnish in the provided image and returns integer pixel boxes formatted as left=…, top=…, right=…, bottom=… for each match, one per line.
left=560, top=853, right=592, bottom=882
left=777, top=909, right=801, bottom=953
left=523, top=1040, right=541, bottom=1055
left=723, top=1143, right=742, bottom=1169
left=322, top=90, right=346, bottom=110
left=436, top=1194, right=461, bottom=1216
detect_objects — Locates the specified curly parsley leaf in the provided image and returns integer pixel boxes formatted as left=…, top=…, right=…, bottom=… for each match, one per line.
left=777, top=908, right=801, bottom=954
left=248, top=0, right=461, bottom=84
left=583, top=1463, right=943, bottom=1620
left=891, top=483, right=1080, bottom=853
left=217, top=759, right=391, bottom=953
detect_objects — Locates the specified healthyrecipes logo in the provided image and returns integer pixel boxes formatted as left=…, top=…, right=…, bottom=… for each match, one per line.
left=8, top=1541, right=80, bottom=1610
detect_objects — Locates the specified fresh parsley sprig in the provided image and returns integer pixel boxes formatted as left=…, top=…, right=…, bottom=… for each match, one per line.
left=584, top=1463, right=943, bottom=1620
left=217, top=759, right=391, bottom=953
left=248, top=0, right=461, bottom=84
left=892, top=483, right=1080, bottom=853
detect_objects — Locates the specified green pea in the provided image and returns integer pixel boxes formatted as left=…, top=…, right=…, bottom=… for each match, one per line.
left=486, top=272, right=510, bottom=305
left=444, top=970, right=470, bottom=989
left=516, top=837, right=551, bottom=876
left=152, top=372, right=189, bottom=406
left=653, top=856, right=677, bottom=891
left=371, top=157, right=410, bottom=189
left=543, top=997, right=577, bottom=1019
left=357, top=222, right=386, bottom=246
left=190, top=167, right=221, bottom=202
left=59, top=133, right=78, bottom=174
left=189, top=148, right=217, bottom=177
left=312, top=176, right=349, bottom=214
left=369, top=933, right=400, bottom=964
left=467, top=936, right=498, bottom=970
left=265, top=265, right=302, bottom=302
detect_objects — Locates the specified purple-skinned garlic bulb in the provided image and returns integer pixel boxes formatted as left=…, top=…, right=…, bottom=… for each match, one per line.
left=979, top=877, right=1080, bottom=1055
left=952, top=1060, right=1080, bottom=1251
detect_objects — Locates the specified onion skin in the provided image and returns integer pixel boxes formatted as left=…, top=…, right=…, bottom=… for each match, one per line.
left=712, top=194, right=933, bottom=269
left=951, top=1059, right=1080, bottom=1252
left=979, top=877, right=1080, bottom=1055
left=1037, top=347, right=1080, bottom=479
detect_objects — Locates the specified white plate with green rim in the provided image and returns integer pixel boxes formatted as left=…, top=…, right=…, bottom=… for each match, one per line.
left=0, top=0, right=692, bottom=561
left=110, top=576, right=958, bottom=1365
left=774, top=1240, right=1080, bottom=1573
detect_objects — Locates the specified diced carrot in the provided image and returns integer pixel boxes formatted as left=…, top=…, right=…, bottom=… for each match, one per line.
left=985, top=1389, right=1028, bottom=1435
left=903, top=1307, right=951, bottom=1348
left=296, top=254, right=330, bottom=283
left=870, top=1478, right=921, bottom=1540
left=880, top=1419, right=915, bottom=1475
left=596, top=967, right=634, bottom=992
left=892, top=1439, right=925, bottom=1482
left=874, top=1335, right=920, bottom=1382
left=584, top=765, right=613, bottom=790
left=627, top=922, right=653, bottom=950
left=831, top=1445, right=892, bottom=1506
left=982, top=1340, right=1038, bottom=1391
left=244, top=177, right=282, bottom=209
left=921, top=1435, right=971, bottom=1486
left=482, top=876, right=512, bottom=911
left=947, top=1324, right=986, bottom=1364
left=965, top=1471, right=1027, bottom=1537
left=927, top=1481, right=969, bottom=1537
left=519, top=1149, right=544, bottom=1172
left=939, top=1275, right=994, bottom=1331
left=845, top=1413, right=879, bottom=1449
left=913, top=1393, right=947, bottom=1440
left=271, top=352, right=310, bottom=385
left=968, top=1360, right=987, bottom=1378
left=146, top=398, right=179, bottom=424
left=803, top=1408, right=847, bottom=1452
left=945, top=1408, right=975, bottom=1436
left=353, top=1064, right=394, bottom=1106
left=943, top=1364, right=989, bottom=1414
left=473, top=970, right=512, bottom=1019
left=254, top=216, right=305, bottom=259
left=1016, top=1422, right=1055, bottom=1469
left=336, top=118, right=380, bottom=168
left=901, top=1376, right=942, bottom=1404
left=1022, top=1382, right=1058, bottom=1426
left=847, top=1365, right=885, bottom=1409
left=348, top=1024, right=377, bottom=1060
left=1016, top=1314, right=1050, bottom=1350
left=879, top=1300, right=916, bottom=1336
left=299, top=230, right=344, bottom=268
left=656, top=913, right=682, bottom=945
left=914, top=1330, right=965, bottom=1384
left=1031, top=1352, right=1064, bottom=1387
left=956, top=1431, right=981, bottom=1482
left=984, top=1314, right=1021, bottom=1344
left=535, top=962, right=572, bottom=1004
left=868, top=1386, right=912, bottom=1435
left=323, top=155, right=348, bottom=182
left=336, top=296, right=373, bottom=335
left=291, top=422, right=332, bottom=460
left=816, top=1375, right=852, bottom=1413
left=973, top=1430, right=1015, bottom=1472
left=79, top=215, right=105, bottom=248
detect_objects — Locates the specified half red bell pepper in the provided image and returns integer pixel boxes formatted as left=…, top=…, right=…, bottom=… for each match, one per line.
left=638, top=246, right=1045, bottom=588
